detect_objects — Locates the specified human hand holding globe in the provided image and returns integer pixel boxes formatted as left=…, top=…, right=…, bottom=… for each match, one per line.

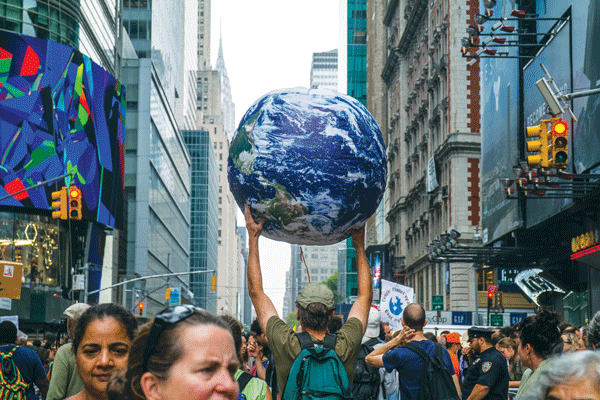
left=229, top=87, right=387, bottom=245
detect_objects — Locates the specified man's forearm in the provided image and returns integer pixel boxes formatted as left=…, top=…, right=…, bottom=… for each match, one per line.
left=466, top=384, right=490, bottom=400
left=354, top=242, right=373, bottom=306
left=247, top=236, right=264, bottom=298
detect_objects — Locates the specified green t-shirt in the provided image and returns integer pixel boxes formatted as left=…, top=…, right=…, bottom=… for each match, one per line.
left=266, top=315, right=363, bottom=395
left=515, top=358, right=551, bottom=400
left=47, top=343, right=84, bottom=400
left=234, top=369, right=268, bottom=400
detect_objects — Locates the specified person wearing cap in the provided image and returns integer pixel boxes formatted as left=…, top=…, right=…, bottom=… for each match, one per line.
left=47, top=303, right=90, bottom=400
left=460, top=327, right=508, bottom=400
left=353, top=308, right=398, bottom=400
left=445, top=332, right=462, bottom=379
left=244, top=204, right=372, bottom=396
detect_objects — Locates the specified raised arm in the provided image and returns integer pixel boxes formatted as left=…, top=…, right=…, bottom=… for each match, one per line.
left=346, top=225, right=373, bottom=334
left=244, top=204, right=278, bottom=333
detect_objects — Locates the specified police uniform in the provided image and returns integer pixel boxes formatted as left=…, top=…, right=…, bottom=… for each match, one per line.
left=461, top=328, right=509, bottom=400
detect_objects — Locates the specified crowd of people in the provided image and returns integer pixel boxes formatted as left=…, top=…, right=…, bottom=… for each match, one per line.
left=0, top=207, right=599, bottom=400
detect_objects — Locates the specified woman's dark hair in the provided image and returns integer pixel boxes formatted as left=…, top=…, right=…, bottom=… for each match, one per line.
left=424, top=332, right=437, bottom=342
left=72, top=303, right=138, bottom=355
left=296, top=302, right=334, bottom=331
left=107, top=308, right=229, bottom=400
left=220, top=315, right=243, bottom=363
left=519, top=309, right=562, bottom=359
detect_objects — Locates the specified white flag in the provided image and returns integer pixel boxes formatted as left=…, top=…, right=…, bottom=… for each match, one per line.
left=380, top=279, right=414, bottom=331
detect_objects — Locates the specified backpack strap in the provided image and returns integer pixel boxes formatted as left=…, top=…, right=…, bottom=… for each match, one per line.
left=403, top=342, right=431, bottom=363
left=296, top=332, right=314, bottom=350
left=323, top=333, right=337, bottom=350
left=237, top=371, right=254, bottom=392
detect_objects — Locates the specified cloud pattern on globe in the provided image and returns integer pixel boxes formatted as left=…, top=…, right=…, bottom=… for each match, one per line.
left=228, top=88, right=387, bottom=245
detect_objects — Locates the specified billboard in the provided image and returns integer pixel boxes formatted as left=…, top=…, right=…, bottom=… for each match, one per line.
left=0, top=31, right=125, bottom=229
left=523, top=18, right=573, bottom=227
left=480, top=0, right=522, bottom=244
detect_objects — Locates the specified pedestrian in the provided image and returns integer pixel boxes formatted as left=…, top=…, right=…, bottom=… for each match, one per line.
left=586, top=310, right=600, bottom=349
left=106, top=305, right=239, bottom=400
left=220, top=315, right=271, bottom=400
left=460, top=327, right=509, bottom=400
left=247, top=334, right=266, bottom=377
left=444, top=332, right=462, bottom=379
left=47, top=303, right=90, bottom=400
left=514, top=309, right=563, bottom=400
left=365, top=303, right=460, bottom=399
left=522, top=350, right=600, bottom=400
left=249, top=318, right=276, bottom=395
left=438, top=330, right=450, bottom=347
left=69, top=303, right=137, bottom=400
left=495, top=337, right=522, bottom=388
left=353, top=308, right=398, bottom=400
left=243, top=204, right=372, bottom=398
left=459, top=332, right=474, bottom=385
left=0, top=320, right=49, bottom=400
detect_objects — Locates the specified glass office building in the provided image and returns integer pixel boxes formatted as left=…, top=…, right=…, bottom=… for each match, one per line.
left=183, top=129, right=218, bottom=312
left=347, top=0, right=367, bottom=106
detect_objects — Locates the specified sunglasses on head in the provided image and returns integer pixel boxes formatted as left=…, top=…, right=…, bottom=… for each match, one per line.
left=142, top=304, right=196, bottom=372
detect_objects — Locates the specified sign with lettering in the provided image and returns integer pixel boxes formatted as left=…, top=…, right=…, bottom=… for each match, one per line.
left=572, top=230, right=599, bottom=253
left=380, top=279, right=414, bottom=331
left=452, top=311, right=473, bottom=326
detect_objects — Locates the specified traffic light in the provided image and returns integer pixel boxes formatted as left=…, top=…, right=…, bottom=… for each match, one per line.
left=211, top=275, right=217, bottom=291
left=526, top=120, right=550, bottom=167
left=165, top=287, right=171, bottom=301
left=51, top=187, right=68, bottom=220
left=497, top=292, right=504, bottom=308
left=549, top=118, right=568, bottom=169
left=137, top=302, right=144, bottom=316
left=68, top=186, right=82, bottom=220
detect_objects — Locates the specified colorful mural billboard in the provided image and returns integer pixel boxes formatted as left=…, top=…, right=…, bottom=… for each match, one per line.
left=0, top=31, right=125, bottom=229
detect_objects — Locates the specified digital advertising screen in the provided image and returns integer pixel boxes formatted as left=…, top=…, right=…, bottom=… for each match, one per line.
left=0, top=31, right=126, bottom=229
left=480, top=0, right=522, bottom=245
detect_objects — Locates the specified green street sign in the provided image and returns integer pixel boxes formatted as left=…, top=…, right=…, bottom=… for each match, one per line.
left=432, top=295, right=444, bottom=311
left=490, top=314, right=503, bottom=327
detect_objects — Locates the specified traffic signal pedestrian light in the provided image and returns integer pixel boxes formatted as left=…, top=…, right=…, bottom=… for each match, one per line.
left=526, top=120, right=549, bottom=167
left=51, top=187, right=68, bottom=220
left=68, top=186, right=82, bottom=220
left=211, top=275, right=217, bottom=291
left=549, top=118, right=568, bottom=169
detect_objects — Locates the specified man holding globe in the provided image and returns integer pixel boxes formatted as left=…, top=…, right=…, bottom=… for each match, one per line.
left=244, top=204, right=373, bottom=398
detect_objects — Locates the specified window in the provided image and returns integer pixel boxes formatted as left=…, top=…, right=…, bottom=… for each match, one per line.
left=219, top=153, right=222, bottom=160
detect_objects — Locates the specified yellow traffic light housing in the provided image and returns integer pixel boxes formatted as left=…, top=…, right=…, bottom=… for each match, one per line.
left=549, top=118, right=568, bottom=169
left=68, top=186, right=82, bottom=220
left=211, top=275, right=217, bottom=291
left=51, top=187, right=68, bottom=220
left=138, top=302, right=144, bottom=316
left=526, top=120, right=549, bottom=167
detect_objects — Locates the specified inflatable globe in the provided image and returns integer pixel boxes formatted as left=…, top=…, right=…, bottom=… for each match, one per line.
left=228, top=88, right=387, bottom=245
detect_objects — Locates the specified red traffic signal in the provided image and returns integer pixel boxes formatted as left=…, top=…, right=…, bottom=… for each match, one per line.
left=138, top=302, right=144, bottom=316
left=68, top=186, right=82, bottom=220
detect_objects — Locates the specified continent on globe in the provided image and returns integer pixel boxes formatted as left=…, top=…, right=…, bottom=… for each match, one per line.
left=228, top=87, right=387, bottom=245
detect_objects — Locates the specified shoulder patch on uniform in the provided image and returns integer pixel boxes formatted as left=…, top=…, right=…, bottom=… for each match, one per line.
left=482, top=361, right=492, bottom=373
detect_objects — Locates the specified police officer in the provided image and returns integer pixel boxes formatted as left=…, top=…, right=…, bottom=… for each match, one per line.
left=461, top=327, right=508, bottom=400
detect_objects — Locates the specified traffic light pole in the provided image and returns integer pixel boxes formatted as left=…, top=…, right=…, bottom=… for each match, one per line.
left=0, top=172, right=74, bottom=202
left=85, top=269, right=217, bottom=301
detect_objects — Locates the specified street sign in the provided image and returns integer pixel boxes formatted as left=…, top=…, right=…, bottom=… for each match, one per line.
left=0, top=262, right=23, bottom=300
left=510, top=312, right=528, bottom=326
left=452, top=311, right=472, bottom=326
left=490, top=314, right=504, bottom=327
left=169, top=287, right=181, bottom=307
left=73, top=274, right=85, bottom=291
left=490, top=307, right=504, bottom=314
left=432, top=295, right=444, bottom=311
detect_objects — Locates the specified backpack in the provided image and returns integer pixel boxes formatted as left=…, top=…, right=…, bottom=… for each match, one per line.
left=0, top=346, right=28, bottom=400
left=282, top=332, right=352, bottom=400
left=352, top=338, right=385, bottom=400
left=237, top=371, right=253, bottom=400
left=404, top=342, right=459, bottom=400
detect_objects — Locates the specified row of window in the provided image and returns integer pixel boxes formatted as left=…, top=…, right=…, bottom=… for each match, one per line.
left=123, top=19, right=150, bottom=40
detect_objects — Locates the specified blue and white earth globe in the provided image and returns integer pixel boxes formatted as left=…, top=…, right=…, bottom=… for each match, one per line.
left=228, top=88, right=387, bottom=245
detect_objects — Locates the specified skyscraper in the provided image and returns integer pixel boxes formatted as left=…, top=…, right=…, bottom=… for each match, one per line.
left=183, top=129, right=219, bottom=312
left=215, top=33, right=235, bottom=137
left=310, top=49, right=338, bottom=91
left=347, top=0, right=367, bottom=106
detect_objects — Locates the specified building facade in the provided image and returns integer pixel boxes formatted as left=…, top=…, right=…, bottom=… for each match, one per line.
left=380, top=0, right=480, bottom=313
left=310, top=49, right=338, bottom=91
left=183, top=129, right=218, bottom=313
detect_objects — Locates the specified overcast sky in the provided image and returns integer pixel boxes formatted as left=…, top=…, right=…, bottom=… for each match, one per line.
left=211, top=0, right=342, bottom=317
